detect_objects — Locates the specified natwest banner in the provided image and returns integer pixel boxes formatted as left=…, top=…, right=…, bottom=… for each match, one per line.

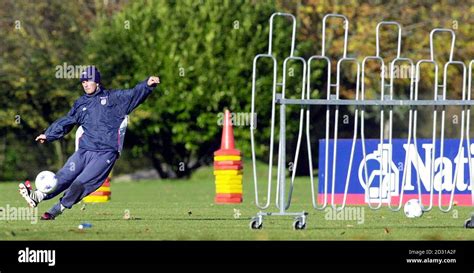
left=318, top=139, right=473, bottom=206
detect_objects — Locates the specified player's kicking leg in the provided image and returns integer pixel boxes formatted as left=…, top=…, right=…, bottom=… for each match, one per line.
left=19, top=150, right=86, bottom=220
left=41, top=150, right=118, bottom=220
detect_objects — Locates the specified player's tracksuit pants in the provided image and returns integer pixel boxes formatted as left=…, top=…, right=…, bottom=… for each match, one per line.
left=43, top=149, right=118, bottom=209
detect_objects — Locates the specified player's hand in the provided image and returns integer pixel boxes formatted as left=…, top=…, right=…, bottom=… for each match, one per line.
left=147, top=76, right=160, bottom=87
left=35, top=134, right=47, bottom=144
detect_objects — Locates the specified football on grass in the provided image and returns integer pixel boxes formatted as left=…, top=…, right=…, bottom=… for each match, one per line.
left=404, top=199, right=423, bottom=218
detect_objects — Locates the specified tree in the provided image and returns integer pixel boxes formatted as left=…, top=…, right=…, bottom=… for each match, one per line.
left=0, top=0, right=127, bottom=180
left=86, top=0, right=299, bottom=178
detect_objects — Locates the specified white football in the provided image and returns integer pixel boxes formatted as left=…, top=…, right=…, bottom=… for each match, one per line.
left=404, top=199, right=423, bottom=218
left=35, top=171, right=58, bottom=194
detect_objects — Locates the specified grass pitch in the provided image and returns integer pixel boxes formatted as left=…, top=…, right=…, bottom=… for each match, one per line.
left=0, top=159, right=473, bottom=240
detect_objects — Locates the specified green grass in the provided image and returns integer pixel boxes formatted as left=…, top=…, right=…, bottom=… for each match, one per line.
left=0, top=159, right=473, bottom=240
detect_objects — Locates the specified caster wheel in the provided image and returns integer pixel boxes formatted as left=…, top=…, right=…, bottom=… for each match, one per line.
left=464, top=219, right=473, bottom=229
left=250, top=217, right=263, bottom=230
left=293, top=217, right=306, bottom=230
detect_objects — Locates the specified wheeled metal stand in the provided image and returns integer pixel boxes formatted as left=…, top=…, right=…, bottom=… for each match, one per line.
left=249, top=13, right=308, bottom=230
left=250, top=12, right=474, bottom=230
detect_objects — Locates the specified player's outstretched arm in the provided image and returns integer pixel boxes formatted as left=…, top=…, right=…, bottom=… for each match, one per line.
left=115, top=75, right=160, bottom=114
left=37, top=104, right=78, bottom=144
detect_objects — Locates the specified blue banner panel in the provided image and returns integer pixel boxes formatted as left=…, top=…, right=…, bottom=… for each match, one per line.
left=318, top=139, right=473, bottom=205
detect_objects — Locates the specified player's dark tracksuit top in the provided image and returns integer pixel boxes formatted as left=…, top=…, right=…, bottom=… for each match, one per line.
left=44, top=79, right=154, bottom=152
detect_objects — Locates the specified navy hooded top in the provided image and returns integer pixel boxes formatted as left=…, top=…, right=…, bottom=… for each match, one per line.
left=44, top=79, right=154, bottom=152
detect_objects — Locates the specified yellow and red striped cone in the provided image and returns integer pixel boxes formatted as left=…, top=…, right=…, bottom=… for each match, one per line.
left=213, top=109, right=243, bottom=204
left=83, top=176, right=111, bottom=203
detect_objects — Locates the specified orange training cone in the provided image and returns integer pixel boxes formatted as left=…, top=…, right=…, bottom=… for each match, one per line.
left=213, top=109, right=243, bottom=203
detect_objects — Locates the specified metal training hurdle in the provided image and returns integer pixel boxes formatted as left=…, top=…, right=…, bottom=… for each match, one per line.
left=250, top=12, right=474, bottom=230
